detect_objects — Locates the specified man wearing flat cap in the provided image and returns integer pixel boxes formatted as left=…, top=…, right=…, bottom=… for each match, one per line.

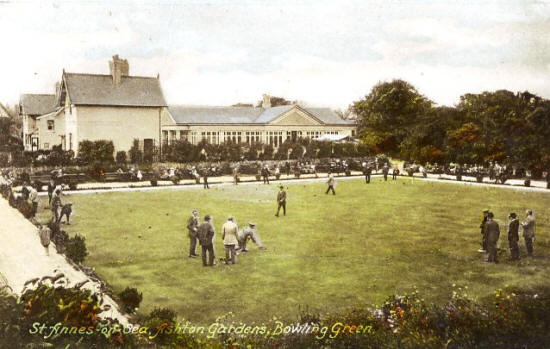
left=275, top=185, right=286, bottom=217
left=197, top=215, right=215, bottom=266
left=508, top=212, right=520, bottom=260
left=237, top=222, right=265, bottom=252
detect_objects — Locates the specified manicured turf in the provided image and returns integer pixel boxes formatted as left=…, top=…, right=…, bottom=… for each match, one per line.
left=38, top=177, right=550, bottom=325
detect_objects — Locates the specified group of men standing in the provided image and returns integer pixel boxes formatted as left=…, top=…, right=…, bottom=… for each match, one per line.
left=479, top=209, right=536, bottom=263
left=187, top=210, right=265, bottom=267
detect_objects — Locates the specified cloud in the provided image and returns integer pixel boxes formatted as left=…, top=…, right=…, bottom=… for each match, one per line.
left=1, top=0, right=550, bottom=110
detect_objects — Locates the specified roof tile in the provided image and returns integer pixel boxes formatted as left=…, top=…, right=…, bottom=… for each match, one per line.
left=64, top=73, right=167, bottom=107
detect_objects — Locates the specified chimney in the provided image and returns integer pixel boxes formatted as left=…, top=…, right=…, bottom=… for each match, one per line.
left=54, top=82, right=61, bottom=104
left=109, top=55, right=130, bottom=85
left=262, top=93, right=271, bottom=108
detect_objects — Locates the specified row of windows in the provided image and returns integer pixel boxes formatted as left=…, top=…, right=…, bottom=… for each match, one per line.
left=268, top=131, right=284, bottom=147
left=162, top=130, right=340, bottom=145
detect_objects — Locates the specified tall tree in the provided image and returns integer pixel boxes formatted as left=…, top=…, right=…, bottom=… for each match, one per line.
left=353, top=79, right=432, bottom=157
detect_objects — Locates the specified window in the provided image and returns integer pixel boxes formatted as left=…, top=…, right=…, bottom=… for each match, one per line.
left=162, top=130, right=168, bottom=144
left=44, top=143, right=49, bottom=149
left=209, top=131, right=219, bottom=144
left=268, top=131, right=283, bottom=147
left=47, top=120, right=54, bottom=131
left=69, top=133, right=73, bottom=150
left=179, top=131, right=186, bottom=140
left=170, top=130, right=177, bottom=143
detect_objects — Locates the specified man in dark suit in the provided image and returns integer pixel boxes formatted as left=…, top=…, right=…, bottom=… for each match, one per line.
left=382, top=165, right=389, bottom=181
left=187, top=209, right=200, bottom=258
left=275, top=185, right=286, bottom=217
left=507, top=212, right=520, bottom=260
left=392, top=167, right=399, bottom=180
left=197, top=215, right=215, bottom=266
left=364, top=165, right=372, bottom=184
left=478, top=209, right=490, bottom=253
left=203, top=169, right=209, bottom=189
left=485, top=211, right=500, bottom=263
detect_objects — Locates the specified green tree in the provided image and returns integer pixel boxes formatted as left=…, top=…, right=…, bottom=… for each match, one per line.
left=400, top=106, right=461, bottom=164
left=116, top=150, right=127, bottom=165
left=129, top=139, right=143, bottom=164
left=0, top=117, right=23, bottom=153
left=353, top=79, right=432, bottom=157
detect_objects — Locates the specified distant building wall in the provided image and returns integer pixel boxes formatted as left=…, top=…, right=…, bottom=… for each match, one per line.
left=161, top=124, right=355, bottom=146
left=36, top=111, right=65, bottom=150
left=75, top=105, right=162, bottom=153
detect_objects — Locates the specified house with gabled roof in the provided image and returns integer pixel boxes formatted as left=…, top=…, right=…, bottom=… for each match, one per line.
left=162, top=94, right=356, bottom=147
left=20, top=94, right=56, bottom=151
left=22, top=55, right=168, bottom=155
left=21, top=55, right=356, bottom=157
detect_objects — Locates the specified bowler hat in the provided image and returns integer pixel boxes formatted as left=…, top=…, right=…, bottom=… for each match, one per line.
left=509, top=213, right=517, bottom=219
left=249, top=222, right=256, bottom=227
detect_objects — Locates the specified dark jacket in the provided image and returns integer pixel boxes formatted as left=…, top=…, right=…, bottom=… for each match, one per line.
left=508, top=219, right=519, bottom=242
left=480, top=215, right=488, bottom=234
left=485, top=220, right=500, bottom=244
left=187, top=216, right=199, bottom=237
left=277, top=190, right=286, bottom=203
left=197, top=222, right=215, bottom=246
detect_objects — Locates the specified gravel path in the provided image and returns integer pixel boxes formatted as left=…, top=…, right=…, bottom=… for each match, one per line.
left=0, top=198, right=130, bottom=325
left=35, top=172, right=550, bottom=196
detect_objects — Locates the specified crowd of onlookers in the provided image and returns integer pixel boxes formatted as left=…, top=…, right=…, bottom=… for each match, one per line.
left=404, top=162, right=550, bottom=187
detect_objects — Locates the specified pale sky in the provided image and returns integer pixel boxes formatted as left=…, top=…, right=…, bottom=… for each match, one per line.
left=1, top=0, right=550, bottom=109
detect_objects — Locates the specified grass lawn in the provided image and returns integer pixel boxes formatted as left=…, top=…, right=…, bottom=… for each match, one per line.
left=38, top=178, right=550, bottom=325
